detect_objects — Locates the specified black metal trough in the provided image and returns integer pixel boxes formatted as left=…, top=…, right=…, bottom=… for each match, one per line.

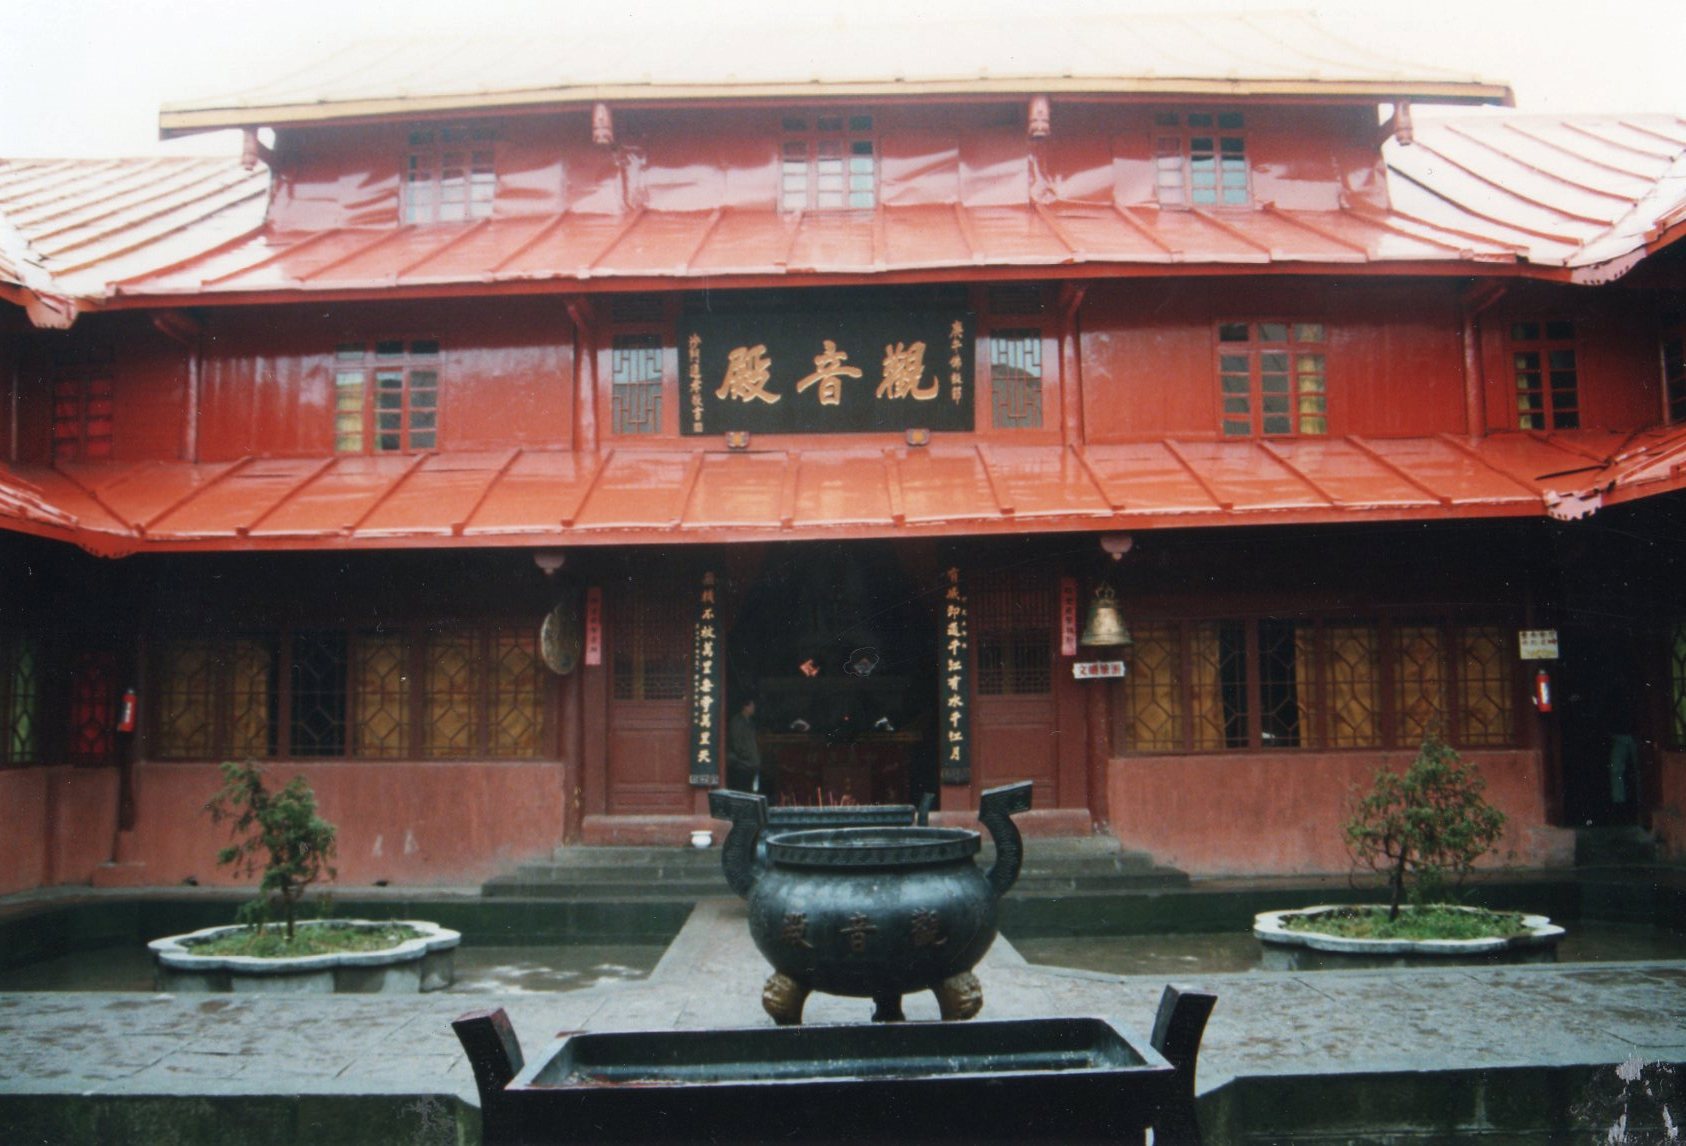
left=453, top=985, right=1215, bottom=1144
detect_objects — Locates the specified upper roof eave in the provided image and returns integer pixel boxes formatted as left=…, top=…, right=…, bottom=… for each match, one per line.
left=158, top=78, right=1513, bottom=138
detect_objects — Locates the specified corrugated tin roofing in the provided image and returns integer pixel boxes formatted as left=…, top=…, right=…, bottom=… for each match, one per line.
left=158, top=13, right=1510, bottom=136
left=2, top=114, right=1684, bottom=320
left=1387, top=112, right=1686, bottom=280
left=0, top=430, right=1664, bottom=556
left=0, top=158, right=269, bottom=305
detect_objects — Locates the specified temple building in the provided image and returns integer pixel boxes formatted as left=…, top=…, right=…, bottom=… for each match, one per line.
left=3, top=13, right=1685, bottom=893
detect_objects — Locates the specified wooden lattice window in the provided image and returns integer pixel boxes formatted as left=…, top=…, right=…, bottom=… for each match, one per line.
left=612, top=580, right=691, bottom=701
left=1115, top=616, right=1514, bottom=754
left=780, top=113, right=876, bottom=211
left=352, top=633, right=410, bottom=758
left=1457, top=625, right=1514, bottom=747
left=1, top=635, right=42, bottom=765
left=1218, top=322, right=1327, bottom=436
left=154, top=624, right=543, bottom=760
left=1190, top=621, right=1249, bottom=750
left=612, top=334, right=664, bottom=436
left=989, top=329, right=1044, bottom=430
left=67, top=650, right=119, bottom=765
left=335, top=340, right=440, bottom=453
left=1325, top=623, right=1382, bottom=748
left=974, top=572, right=1053, bottom=696
left=1672, top=621, right=1686, bottom=750
left=403, top=127, right=495, bottom=223
left=1662, top=328, right=1686, bottom=424
left=1154, top=111, right=1248, bottom=207
left=1121, top=621, right=1181, bottom=752
left=52, top=376, right=114, bottom=463
left=155, top=636, right=277, bottom=760
left=1510, top=320, right=1579, bottom=430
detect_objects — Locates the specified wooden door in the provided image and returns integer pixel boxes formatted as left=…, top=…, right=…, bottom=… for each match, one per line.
left=605, top=575, right=692, bottom=814
left=971, top=570, right=1060, bottom=804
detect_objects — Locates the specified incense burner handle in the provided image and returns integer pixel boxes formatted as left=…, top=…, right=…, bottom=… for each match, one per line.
left=709, top=789, right=769, bottom=899
left=978, top=781, right=1033, bottom=901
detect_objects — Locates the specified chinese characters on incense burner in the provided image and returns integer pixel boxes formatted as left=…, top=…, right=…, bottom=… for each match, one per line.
left=681, top=310, right=974, bottom=435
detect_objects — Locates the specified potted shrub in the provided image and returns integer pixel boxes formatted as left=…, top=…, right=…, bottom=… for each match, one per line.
left=1254, top=733, right=1562, bottom=968
left=149, top=761, right=459, bottom=993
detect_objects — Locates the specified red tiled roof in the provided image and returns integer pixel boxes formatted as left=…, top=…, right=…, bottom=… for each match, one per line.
left=0, top=430, right=1665, bottom=556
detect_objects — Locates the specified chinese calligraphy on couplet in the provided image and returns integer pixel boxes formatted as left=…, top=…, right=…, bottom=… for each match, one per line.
left=688, top=571, right=723, bottom=787
left=939, top=565, right=971, bottom=785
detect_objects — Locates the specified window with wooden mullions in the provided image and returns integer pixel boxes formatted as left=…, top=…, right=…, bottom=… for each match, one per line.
left=403, top=127, right=495, bottom=224
left=335, top=340, right=439, bottom=453
left=0, top=635, right=43, bottom=766
left=1117, top=616, right=1517, bottom=754
left=1218, top=322, right=1327, bottom=436
left=1154, top=111, right=1248, bottom=208
left=780, top=113, right=876, bottom=211
left=1510, top=320, right=1579, bottom=430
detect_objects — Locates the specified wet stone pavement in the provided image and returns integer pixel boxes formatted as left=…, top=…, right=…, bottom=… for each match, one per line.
left=1, top=898, right=1684, bottom=1142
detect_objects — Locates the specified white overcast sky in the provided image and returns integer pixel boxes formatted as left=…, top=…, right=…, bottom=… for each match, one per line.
left=0, top=0, right=1682, bottom=158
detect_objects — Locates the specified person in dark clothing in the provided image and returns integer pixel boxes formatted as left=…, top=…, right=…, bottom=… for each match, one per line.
left=726, top=698, right=771, bottom=799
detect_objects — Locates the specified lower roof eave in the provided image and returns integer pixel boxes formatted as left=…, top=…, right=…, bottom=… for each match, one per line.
left=1, top=499, right=1564, bottom=558
left=89, top=256, right=1551, bottom=314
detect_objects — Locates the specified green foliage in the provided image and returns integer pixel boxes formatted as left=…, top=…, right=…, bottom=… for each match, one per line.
left=1344, top=733, right=1507, bottom=921
left=187, top=922, right=417, bottom=959
left=1281, top=905, right=1528, bottom=942
left=204, top=760, right=338, bottom=942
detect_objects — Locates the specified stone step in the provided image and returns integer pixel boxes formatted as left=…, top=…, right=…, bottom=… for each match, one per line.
left=1575, top=826, right=1658, bottom=867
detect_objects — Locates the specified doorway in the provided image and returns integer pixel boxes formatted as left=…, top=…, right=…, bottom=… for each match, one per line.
left=727, top=542, right=938, bottom=807
left=1557, top=625, right=1644, bottom=827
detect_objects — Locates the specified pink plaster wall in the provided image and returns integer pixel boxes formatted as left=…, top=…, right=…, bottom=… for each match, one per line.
left=0, top=765, right=120, bottom=894
left=1654, top=752, right=1686, bottom=858
left=121, top=760, right=567, bottom=887
left=1107, top=749, right=1571, bottom=876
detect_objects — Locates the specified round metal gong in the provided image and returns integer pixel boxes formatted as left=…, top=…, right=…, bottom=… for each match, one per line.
left=540, top=602, right=581, bottom=675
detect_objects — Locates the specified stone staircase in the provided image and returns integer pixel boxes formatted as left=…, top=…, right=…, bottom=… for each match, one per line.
left=480, top=834, right=1188, bottom=902
left=1574, top=825, right=1659, bottom=868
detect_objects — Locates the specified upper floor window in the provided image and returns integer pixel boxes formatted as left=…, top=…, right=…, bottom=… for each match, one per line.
left=1218, top=321, right=1327, bottom=436
left=780, top=113, right=876, bottom=212
left=1510, top=320, right=1579, bottom=430
left=609, top=295, right=668, bottom=437
left=334, top=340, right=439, bottom=453
left=50, top=344, right=114, bottom=463
left=1662, top=326, right=1685, bottom=424
left=403, top=127, right=495, bottom=224
left=986, top=282, right=1046, bottom=431
left=1155, top=111, right=1248, bottom=208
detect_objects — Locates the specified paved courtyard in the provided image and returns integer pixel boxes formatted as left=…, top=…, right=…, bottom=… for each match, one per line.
left=2, top=898, right=1683, bottom=1142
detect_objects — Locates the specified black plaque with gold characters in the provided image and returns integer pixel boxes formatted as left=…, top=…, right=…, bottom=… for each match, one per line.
left=938, top=565, right=971, bottom=786
left=680, top=309, right=974, bottom=435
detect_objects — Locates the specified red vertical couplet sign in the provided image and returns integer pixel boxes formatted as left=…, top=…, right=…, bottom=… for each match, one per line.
left=1059, top=577, right=1079, bottom=657
left=583, top=587, right=603, bottom=667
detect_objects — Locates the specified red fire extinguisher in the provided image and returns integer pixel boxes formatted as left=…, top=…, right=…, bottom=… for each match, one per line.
left=117, top=688, right=137, bottom=733
left=1532, top=669, right=1552, bottom=713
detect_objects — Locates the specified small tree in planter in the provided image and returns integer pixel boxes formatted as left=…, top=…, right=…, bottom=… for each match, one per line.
left=1345, top=732, right=1507, bottom=921
left=204, top=760, right=338, bottom=942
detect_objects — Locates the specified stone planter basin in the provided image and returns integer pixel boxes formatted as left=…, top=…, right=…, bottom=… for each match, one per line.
left=1253, top=905, right=1565, bottom=971
left=453, top=989, right=1219, bottom=1145
left=149, top=919, right=460, bottom=994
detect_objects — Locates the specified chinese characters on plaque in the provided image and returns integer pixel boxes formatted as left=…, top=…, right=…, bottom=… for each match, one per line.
left=939, top=566, right=971, bottom=786
left=689, top=571, right=723, bottom=787
left=679, top=310, right=974, bottom=435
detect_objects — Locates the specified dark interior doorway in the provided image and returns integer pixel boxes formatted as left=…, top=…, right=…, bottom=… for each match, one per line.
left=728, top=542, right=937, bottom=807
left=1557, top=625, right=1644, bottom=827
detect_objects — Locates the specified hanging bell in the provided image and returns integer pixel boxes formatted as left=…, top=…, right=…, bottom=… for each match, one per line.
left=1079, top=584, right=1132, bottom=648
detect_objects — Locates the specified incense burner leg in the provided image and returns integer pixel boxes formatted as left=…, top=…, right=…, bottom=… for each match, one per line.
left=762, top=971, right=810, bottom=1026
left=934, top=971, right=983, bottom=1021
left=871, top=992, right=906, bottom=1023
